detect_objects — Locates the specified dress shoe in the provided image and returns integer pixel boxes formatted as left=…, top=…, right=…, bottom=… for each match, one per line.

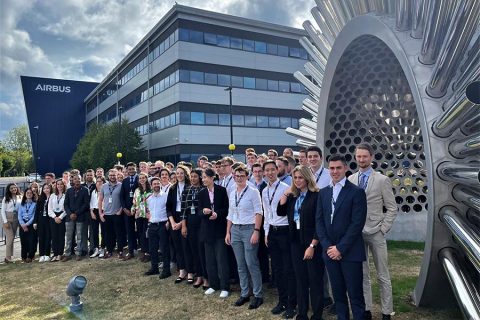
left=159, top=272, right=172, bottom=279
left=144, top=269, right=160, bottom=276
left=382, top=314, right=391, bottom=320
left=175, top=276, right=186, bottom=284
left=76, top=255, right=83, bottom=261
left=61, top=256, right=71, bottom=262
left=283, top=308, right=296, bottom=319
left=122, top=253, right=134, bottom=261
left=103, top=252, right=112, bottom=259
left=25, top=258, right=32, bottom=263
left=271, top=304, right=287, bottom=315
left=248, top=297, right=264, bottom=309
left=364, top=310, right=372, bottom=320
left=234, top=296, right=250, bottom=307
left=4, top=258, right=13, bottom=263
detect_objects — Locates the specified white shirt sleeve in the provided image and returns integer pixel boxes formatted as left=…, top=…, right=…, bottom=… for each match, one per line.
left=1, top=198, right=6, bottom=224
left=48, top=195, right=56, bottom=218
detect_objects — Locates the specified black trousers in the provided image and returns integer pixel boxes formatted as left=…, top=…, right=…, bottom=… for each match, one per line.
left=258, top=227, right=270, bottom=282
left=269, top=226, right=296, bottom=309
left=89, top=209, right=105, bottom=249
left=124, top=214, right=137, bottom=254
left=291, top=240, right=325, bottom=320
left=170, top=212, right=185, bottom=270
left=136, top=217, right=149, bottom=254
left=184, top=221, right=206, bottom=276
left=104, top=215, right=116, bottom=253
left=205, top=237, right=230, bottom=291
left=37, top=214, right=51, bottom=256
left=148, top=221, right=170, bottom=274
left=50, top=218, right=65, bottom=256
left=114, top=214, right=126, bottom=252
left=19, top=225, right=37, bottom=259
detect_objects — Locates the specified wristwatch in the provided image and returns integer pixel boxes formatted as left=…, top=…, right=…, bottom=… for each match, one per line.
left=309, top=243, right=316, bottom=249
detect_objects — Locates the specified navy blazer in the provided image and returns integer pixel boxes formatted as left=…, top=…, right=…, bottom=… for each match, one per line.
left=197, top=184, right=229, bottom=242
left=120, top=175, right=139, bottom=211
left=315, top=179, right=367, bottom=262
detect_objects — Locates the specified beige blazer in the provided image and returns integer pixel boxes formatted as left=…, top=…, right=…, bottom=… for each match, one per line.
left=348, top=170, right=397, bottom=235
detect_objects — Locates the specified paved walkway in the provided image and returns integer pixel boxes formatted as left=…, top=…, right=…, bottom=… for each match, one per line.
left=0, top=237, right=22, bottom=264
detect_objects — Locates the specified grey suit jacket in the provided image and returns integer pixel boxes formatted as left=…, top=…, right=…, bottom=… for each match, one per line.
left=348, top=170, right=397, bottom=235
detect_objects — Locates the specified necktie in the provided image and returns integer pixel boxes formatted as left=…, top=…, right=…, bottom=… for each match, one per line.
left=360, top=173, right=368, bottom=190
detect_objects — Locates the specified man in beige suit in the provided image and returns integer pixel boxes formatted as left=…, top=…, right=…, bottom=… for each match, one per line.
left=348, top=143, right=397, bottom=320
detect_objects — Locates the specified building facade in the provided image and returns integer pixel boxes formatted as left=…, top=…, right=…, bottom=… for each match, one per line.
left=84, top=5, right=309, bottom=163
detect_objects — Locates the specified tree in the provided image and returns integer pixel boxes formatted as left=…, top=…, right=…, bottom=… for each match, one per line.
left=70, top=119, right=146, bottom=172
left=3, top=124, right=32, bottom=151
left=0, top=125, right=34, bottom=176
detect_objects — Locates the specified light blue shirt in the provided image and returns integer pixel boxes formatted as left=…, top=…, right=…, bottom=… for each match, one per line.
left=279, top=174, right=292, bottom=186
left=358, top=167, right=373, bottom=190
left=330, top=177, right=346, bottom=223
left=294, top=192, right=307, bottom=223
left=18, top=201, right=36, bottom=225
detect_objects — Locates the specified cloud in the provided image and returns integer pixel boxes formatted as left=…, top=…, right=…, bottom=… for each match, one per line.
left=0, top=0, right=313, bottom=139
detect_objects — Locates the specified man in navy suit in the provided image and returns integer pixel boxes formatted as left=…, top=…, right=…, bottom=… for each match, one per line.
left=120, top=162, right=139, bottom=260
left=316, top=154, right=367, bottom=320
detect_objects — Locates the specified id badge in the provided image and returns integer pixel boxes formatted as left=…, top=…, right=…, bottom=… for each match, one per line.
left=43, top=211, right=47, bottom=217
left=129, top=191, right=134, bottom=198
left=190, top=206, right=196, bottom=215
left=108, top=197, right=113, bottom=204
left=296, top=219, right=300, bottom=230
left=55, top=207, right=60, bottom=212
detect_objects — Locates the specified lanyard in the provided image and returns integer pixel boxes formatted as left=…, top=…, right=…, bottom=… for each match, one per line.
left=191, top=187, right=200, bottom=201
left=177, top=184, right=184, bottom=201
left=129, top=175, right=136, bottom=190
left=25, top=201, right=33, bottom=213
left=161, top=184, right=170, bottom=194
left=224, top=176, right=233, bottom=188
left=108, top=184, right=118, bottom=196
left=315, top=168, right=324, bottom=183
left=43, top=196, right=50, bottom=213
left=280, top=175, right=288, bottom=183
left=267, top=181, right=280, bottom=206
left=56, top=194, right=64, bottom=206
left=235, top=186, right=249, bottom=207
left=295, top=193, right=305, bottom=212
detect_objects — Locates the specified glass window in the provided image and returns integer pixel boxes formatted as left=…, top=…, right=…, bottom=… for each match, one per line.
left=231, top=76, right=243, bottom=88
left=243, top=77, right=255, bottom=89
left=291, top=82, right=302, bottom=93
left=159, top=117, right=165, bottom=129
left=292, top=118, right=299, bottom=129
left=217, top=35, right=230, bottom=48
left=254, top=41, right=267, bottom=53
left=218, top=74, right=231, bottom=86
left=233, top=115, right=244, bottom=126
left=169, top=33, right=175, bottom=46
left=269, top=116, right=280, bottom=128
left=164, top=76, right=170, bottom=89
left=205, top=113, right=218, bottom=125
left=268, top=80, right=279, bottom=91
left=230, top=37, right=242, bottom=49
left=267, top=43, right=278, bottom=55
left=279, top=81, right=289, bottom=92
left=169, top=113, right=176, bottom=126
left=191, top=112, right=205, bottom=125
left=190, top=71, right=204, bottom=84
left=174, top=29, right=179, bottom=42
left=164, top=37, right=170, bottom=50
left=257, top=115, right=268, bottom=127
left=205, top=73, right=218, bottom=85
left=159, top=41, right=165, bottom=55
left=256, top=78, right=268, bottom=90
left=189, top=30, right=203, bottom=43
left=180, top=111, right=191, bottom=124
left=159, top=79, right=164, bottom=92
left=179, top=28, right=189, bottom=41
left=204, top=33, right=217, bottom=45
left=175, top=111, right=180, bottom=125
left=219, top=114, right=230, bottom=125
left=243, top=39, right=254, bottom=52
left=245, top=115, right=256, bottom=127
left=169, top=73, right=176, bottom=87
left=179, top=70, right=190, bottom=82
left=280, top=117, right=291, bottom=128
left=278, top=45, right=289, bottom=57
left=299, top=48, right=308, bottom=60
left=290, top=47, right=300, bottom=58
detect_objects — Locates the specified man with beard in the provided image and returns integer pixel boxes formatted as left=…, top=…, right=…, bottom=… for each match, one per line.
left=276, top=157, right=292, bottom=185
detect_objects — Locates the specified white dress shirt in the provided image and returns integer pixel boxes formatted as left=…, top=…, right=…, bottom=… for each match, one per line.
left=146, top=190, right=169, bottom=223
left=48, top=193, right=67, bottom=219
left=1, top=196, right=21, bottom=223
left=90, top=190, right=99, bottom=209
left=330, top=177, right=346, bottom=223
left=175, top=182, right=185, bottom=212
left=227, top=185, right=263, bottom=225
left=262, top=179, right=289, bottom=235
left=222, top=174, right=236, bottom=199
left=314, top=166, right=331, bottom=189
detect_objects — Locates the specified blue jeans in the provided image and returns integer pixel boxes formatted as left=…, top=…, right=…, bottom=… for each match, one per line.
left=231, top=224, right=263, bottom=298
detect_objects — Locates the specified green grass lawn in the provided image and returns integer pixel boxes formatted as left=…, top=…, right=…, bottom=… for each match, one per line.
left=0, top=241, right=461, bottom=319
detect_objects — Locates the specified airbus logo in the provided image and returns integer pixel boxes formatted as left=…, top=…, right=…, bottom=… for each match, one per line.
left=35, top=84, right=71, bottom=93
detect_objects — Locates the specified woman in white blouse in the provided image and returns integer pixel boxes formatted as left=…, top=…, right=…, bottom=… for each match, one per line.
left=1, top=183, right=22, bottom=263
left=48, top=179, right=67, bottom=262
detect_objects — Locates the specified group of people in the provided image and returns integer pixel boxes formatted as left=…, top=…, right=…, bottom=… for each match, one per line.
left=1, top=144, right=397, bottom=320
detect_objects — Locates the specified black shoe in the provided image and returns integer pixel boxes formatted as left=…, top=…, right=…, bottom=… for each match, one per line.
left=272, top=304, right=287, bottom=315
left=248, top=297, right=264, bottom=309
left=234, top=296, right=250, bottom=307
left=382, top=314, right=391, bottom=320
left=283, top=308, right=296, bottom=319
left=364, top=310, right=372, bottom=320
left=144, top=269, right=159, bottom=276
left=159, top=272, right=172, bottom=279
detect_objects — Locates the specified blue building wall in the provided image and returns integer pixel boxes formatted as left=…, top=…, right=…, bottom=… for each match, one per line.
left=20, top=76, right=98, bottom=176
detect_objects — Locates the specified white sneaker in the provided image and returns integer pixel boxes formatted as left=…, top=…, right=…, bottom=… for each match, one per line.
left=205, top=288, right=216, bottom=295
left=219, top=291, right=229, bottom=298
left=98, top=249, right=105, bottom=258
left=39, top=256, right=45, bottom=263
left=44, top=256, right=51, bottom=262
left=90, top=248, right=99, bottom=258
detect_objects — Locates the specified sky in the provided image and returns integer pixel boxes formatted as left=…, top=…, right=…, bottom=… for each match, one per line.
left=0, top=0, right=311, bottom=140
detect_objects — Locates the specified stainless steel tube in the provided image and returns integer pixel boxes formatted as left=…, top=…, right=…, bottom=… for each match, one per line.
left=454, top=36, right=480, bottom=96
left=395, top=0, right=412, bottom=31
left=294, top=71, right=321, bottom=98
left=411, top=0, right=428, bottom=38
left=437, top=161, right=480, bottom=187
left=419, top=0, right=456, bottom=65
left=303, top=20, right=332, bottom=61
left=452, top=186, right=480, bottom=212
left=449, top=132, right=480, bottom=158
left=433, top=81, right=480, bottom=137
left=439, top=248, right=480, bottom=320
left=303, top=98, right=319, bottom=117
left=315, top=0, right=342, bottom=37
left=286, top=127, right=316, bottom=142
left=462, top=112, right=480, bottom=136
left=299, top=37, right=327, bottom=72
left=305, top=62, right=325, bottom=86
left=311, top=7, right=336, bottom=46
left=426, top=0, right=480, bottom=98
